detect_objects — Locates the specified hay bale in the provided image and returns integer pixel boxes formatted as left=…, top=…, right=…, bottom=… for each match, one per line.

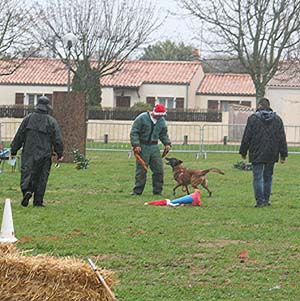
left=0, top=244, right=117, bottom=301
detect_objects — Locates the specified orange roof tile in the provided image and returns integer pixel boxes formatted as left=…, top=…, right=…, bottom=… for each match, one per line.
left=101, top=60, right=203, bottom=87
left=269, top=62, right=300, bottom=87
left=0, top=58, right=68, bottom=86
left=197, top=73, right=256, bottom=96
left=0, top=58, right=202, bottom=87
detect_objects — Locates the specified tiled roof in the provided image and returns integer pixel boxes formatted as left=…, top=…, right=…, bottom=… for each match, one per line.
left=0, top=58, right=68, bottom=86
left=0, top=58, right=202, bottom=87
left=269, top=62, right=300, bottom=88
left=101, top=60, right=203, bottom=87
left=197, top=73, right=256, bottom=96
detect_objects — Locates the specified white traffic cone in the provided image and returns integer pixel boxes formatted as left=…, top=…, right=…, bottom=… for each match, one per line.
left=0, top=198, right=18, bottom=243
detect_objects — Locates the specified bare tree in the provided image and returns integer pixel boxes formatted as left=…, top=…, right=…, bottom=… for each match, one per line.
left=182, top=0, right=300, bottom=103
left=31, top=0, right=159, bottom=104
left=0, top=0, right=37, bottom=75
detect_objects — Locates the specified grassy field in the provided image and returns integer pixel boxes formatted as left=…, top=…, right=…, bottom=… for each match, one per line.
left=1, top=151, right=300, bottom=300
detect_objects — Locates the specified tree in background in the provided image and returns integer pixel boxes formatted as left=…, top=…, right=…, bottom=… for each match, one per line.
left=182, top=0, right=300, bottom=103
left=0, top=0, right=36, bottom=76
left=140, top=40, right=198, bottom=61
left=130, top=102, right=152, bottom=112
left=72, top=59, right=102, bottom=106
left=31, top=0, right=159, bottom=106
left=201, top=55, right=248, bottom=74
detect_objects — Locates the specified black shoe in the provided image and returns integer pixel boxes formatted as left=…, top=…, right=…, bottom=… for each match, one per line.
left=264, top=202, right=271, bottom=206
left=254, top=203, right=264, bottom=208
left=21, top=192, right=32, bottom=207
left=130, top=192, right=142, bottom=196
left=33, top=203, right=45, bottom=207
left=153, top=192, right=162, bottom=196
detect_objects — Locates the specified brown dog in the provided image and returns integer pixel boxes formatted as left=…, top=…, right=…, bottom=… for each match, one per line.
left=165, top=157, right=224, bottom=196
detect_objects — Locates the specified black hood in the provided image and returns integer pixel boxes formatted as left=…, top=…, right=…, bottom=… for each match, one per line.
left=254, top=109, right=276, bottom=123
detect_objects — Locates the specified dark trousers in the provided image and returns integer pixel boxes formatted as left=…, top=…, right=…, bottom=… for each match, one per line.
left=133, top=145, right=164, bottom=194
left=21, top=157, right=52, bottom=204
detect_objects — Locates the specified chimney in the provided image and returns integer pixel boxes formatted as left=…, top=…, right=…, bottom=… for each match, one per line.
left=193, top=48, right=200, bottom=61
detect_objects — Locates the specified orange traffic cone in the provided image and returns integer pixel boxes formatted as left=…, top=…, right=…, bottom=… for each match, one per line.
left=0, top=198, right=18, bottom=243
left=144, top=199, right=171, bottom=206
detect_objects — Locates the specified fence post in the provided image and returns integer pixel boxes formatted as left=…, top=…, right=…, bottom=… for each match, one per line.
left=104, top=134, right=108, bottom=144
left=183, top=135, right=188, bottom=145
left=223, top=136, right=228, bottom=145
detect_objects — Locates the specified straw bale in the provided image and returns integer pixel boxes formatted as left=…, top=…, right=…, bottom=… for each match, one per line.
left=0, top=243, right=117, bottom=301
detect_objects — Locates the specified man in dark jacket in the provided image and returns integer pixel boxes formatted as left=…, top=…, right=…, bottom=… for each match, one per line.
left=239, top=98, right=288, bottom=207
left=10, top=96, right=64, bottom=207
left=130, top=103, right=171, bottom=195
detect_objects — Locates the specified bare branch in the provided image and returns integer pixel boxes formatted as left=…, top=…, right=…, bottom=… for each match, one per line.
left=0, top=0, right=37, bottom=75
left=182, top=0, right=300, bottom=102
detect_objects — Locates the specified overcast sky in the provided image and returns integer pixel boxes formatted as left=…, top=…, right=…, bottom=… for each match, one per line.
left=150, top=0, right=199, bottom=44
left=142, top=0, right=205, bottom=56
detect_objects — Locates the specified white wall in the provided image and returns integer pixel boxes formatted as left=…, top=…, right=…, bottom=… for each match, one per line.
left=188, top=66, right=205, bottom=109
left=196, top=94, right=256, bottom=111
left=102, top=84, right=189, bottom=108
left=266, top=87, right=300, bottom=126
left=0, top=84, right=67, bottom=105
left=101, top=87, right=114, bottom=107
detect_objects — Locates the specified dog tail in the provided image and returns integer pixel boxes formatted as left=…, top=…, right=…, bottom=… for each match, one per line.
left=201, top=168, right=224, bottom=176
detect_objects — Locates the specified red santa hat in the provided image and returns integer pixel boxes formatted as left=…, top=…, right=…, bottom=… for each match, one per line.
left=153, top=104, right=167, bottom=115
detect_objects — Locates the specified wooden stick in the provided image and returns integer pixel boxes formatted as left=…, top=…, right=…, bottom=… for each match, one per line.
left=87, top=257, right=116, bottom=300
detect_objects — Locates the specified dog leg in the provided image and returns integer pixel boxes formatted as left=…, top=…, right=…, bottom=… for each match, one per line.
left=173, top=184, right=182, bottom=196
left=201, top=184, right=212, bottom=197
left=185, top=186, right=190, bottom=195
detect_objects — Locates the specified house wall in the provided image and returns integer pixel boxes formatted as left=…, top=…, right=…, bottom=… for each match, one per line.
left=0, top=84, right=67, bottom=105
left=187, top=66, right=205, bottom=109
left=266, top=87, right=300, bottom=126
left=139, top=84, right=187, bottom=107
left=102, top=84, right=190, bottom=108
left=195, top=94, right=256, bottom=111
left=101, top=87, right=115, bottom=107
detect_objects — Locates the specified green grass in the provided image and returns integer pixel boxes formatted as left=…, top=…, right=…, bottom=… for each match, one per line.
left=1, top=152, right=300, bottom=300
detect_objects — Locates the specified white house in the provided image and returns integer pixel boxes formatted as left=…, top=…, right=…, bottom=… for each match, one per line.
left=0, top=57, right=299, bottom=126
left=266, top=65, right=300, bottom=126
left=196, top=73, right=256, bottom=111
left=0, top=58, right=205, bottom=110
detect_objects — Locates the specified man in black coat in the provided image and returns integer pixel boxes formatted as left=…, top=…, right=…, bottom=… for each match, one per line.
left=239, top=98, right=288, bottom=207
left=10, top=96, right=64, bottom=207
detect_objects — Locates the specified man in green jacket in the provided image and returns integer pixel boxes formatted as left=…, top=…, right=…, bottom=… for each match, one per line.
left=130, top=103, right=171, bottom=195
left=10, top=96, right=64, bottom=207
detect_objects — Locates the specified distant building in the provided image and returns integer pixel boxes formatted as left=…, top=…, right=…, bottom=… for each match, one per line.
left=0, top=57, right=299, bottom=125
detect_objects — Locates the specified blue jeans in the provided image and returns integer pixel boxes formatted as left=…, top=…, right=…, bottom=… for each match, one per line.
left=252, top=162, right=275, bottom=205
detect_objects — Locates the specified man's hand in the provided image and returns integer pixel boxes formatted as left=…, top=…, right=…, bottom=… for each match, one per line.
left=241, top=155, right=247, bottom=160
left=133, top=146, right=141, bottom=153
left=164, top=145, right=171, bottom=152
left=58, top=156, right=64, bottom=162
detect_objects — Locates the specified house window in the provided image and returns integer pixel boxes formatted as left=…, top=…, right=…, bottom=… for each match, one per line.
left=146, top=97, right=156, bottom=108
left=157, top=97, right=175, bottom=109
left=175, top=98, right=184, bottom=109
left=241, top=101, right=251, bottom=107
left=208, top=100, right=252, bottom=112
left=116, top=96, right=130, bottom=108
left=28, top=94, right=35, bottom=105
left=208, top=100, right=219, bottom=111
left=26, top=93, right=45, bottom=106
left=15, top=93, right=24, bottom=105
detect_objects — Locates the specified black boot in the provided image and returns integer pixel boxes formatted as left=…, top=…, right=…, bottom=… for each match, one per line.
left=21, top=191, right=32, bottom=207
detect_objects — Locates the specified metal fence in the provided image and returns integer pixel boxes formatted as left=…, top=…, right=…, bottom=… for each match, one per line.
left=1, top=105, right=222, bottom=122
left=1, top=121, right=300, bottom=155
